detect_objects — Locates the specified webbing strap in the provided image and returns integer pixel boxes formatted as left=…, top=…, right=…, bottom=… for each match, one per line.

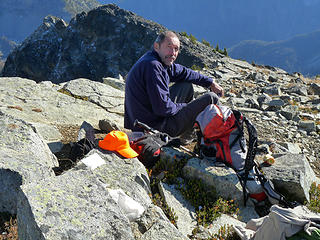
left=218, top=140, right=227, bottom=162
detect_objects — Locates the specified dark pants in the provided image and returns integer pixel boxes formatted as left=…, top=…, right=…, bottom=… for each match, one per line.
left=160, top=82, right=220, bottom=137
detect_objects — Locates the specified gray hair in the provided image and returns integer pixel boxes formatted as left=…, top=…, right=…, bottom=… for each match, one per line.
left=154, top=31, right=179, bottom=45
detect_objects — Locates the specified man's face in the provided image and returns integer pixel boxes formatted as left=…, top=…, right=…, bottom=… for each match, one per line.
left=154, top=36, right=180, bottom=66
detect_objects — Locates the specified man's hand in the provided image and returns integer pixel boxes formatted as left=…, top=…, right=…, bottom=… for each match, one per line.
left=210, top=81, right=224, bottom=97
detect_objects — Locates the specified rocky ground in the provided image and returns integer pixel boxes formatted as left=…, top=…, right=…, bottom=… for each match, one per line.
left=199, top=61, right=320, bottom=177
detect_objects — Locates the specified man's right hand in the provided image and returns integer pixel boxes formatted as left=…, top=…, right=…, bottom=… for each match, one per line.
left=210, top=81, right=224, bottom=97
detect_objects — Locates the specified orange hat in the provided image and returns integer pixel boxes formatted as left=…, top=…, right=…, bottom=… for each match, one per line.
left=99, top=130, right=138, bottom=158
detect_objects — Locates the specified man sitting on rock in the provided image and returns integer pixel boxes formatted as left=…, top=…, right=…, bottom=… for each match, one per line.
left=124, top=30, right=224, bottom=138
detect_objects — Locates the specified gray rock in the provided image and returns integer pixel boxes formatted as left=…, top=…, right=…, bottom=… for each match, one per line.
left=299, top=120, right=316, bottom=132
left=78, top=149, right=152, bottom=209
left=158, top=182, right=197, bottom=237
left=99, top=119, right=121, bottom=132
left=280, top=105, right=299, bottom=120
left=286, top=85, right=308, bottom=96
left=0, top=113, right=58, bottom=214
left=278, top=142, right=301, bottom=154
left=245, top=98, right=260, bottom=109
left=61, top=78, right=125, bottom=115
left=309, top=83, right=320, bottom=95
left=261, top=153, right=317, bottom=203
left=266, top=98, right=285, bottom=110
left=262, top=85, right=282, bottom=96
left=132, top=205, right=188, bottom=240
left=0, top=77, right=124, bottom=141
left=182, top=158, right=246, bottom=205
left=103, top=76, right=125, bottom=91
left=257, top=93, right=272, bottom=107
left=17, top=169, right=135, bottom=240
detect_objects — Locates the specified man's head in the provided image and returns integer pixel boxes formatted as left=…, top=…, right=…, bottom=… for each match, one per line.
left=153, top=31, right=180, bottom=66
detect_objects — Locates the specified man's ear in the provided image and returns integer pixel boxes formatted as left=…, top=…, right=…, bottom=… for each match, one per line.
left=153, top=42, right=159, bottom=51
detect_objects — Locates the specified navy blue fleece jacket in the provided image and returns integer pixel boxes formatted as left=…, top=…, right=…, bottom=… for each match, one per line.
left=124, top=50, right=213, bottom=131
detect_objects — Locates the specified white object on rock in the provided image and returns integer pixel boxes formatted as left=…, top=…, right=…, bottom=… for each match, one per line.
left=81, top=152, right=106, bottom=170
left=109, top=189, right=145, bottom=221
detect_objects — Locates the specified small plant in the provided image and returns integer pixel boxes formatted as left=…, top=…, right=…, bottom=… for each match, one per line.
left=189, top=33, right=197, bottom=44
left=180, top=31, right=197, bottom=44
left=180, top=31, right=188, bottom=38
left=210, top=224, right=241, bottom=240
left=191, top=65, right=202, bottom=71
left=178, top=178, right=238, bottom=226
left=213, top=44, right=228, bottom=56
left=306, top=182, right=320, bottom=213
left=288, top=99, right=299, bottom=106
left=222, top=48, right=228, bottom=56
left=202, top=39, right=211, bottom=47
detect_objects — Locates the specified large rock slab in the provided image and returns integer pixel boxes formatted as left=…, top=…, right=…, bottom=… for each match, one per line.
left=261, top=153, right=318, bottom=203
left=75, top=149, right=152, bottom=208
left=0, top=113, right=58, bottom=214
left=61, top=78, right=124, bottom=115
left=182, top=158, right=245, bottom=205
left=0, top=77, right=124, bottom=140
left=17, top=169, right=135, bottom=240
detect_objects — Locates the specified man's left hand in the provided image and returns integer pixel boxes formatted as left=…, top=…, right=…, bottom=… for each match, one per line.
left=210, top=81, right=224, bottom=97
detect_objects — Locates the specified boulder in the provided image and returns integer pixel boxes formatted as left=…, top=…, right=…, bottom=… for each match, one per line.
left=17, top=169, right=135, bottom=240
left=0, top=77, right=124, bottom=142
left=0, top=113, right=58, bottom=214
left=261, top=153, right=318, bottom=202
left=182, top=158, right=245, bottom=205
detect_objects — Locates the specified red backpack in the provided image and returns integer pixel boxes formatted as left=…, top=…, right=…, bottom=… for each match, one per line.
left=195, top=104, right=295, bottom=211
left=195, top=104, right=249, bottom=170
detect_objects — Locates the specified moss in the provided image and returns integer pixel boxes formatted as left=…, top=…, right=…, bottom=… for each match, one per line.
left=57, top=88, right=89, bottom=101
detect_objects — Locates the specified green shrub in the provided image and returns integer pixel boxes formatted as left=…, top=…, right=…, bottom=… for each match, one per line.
left=178, top=178, right=238, bottom=226
left=202, top=39, right=211, bottom=47
left=191, top=64, right=202, bottom=71
left=306, top=182, right=320, bottom=213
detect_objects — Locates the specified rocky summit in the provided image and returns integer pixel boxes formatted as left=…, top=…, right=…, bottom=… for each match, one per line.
left=0, top=3, right=320, bottom=240
left=1, top=4, right=220, bottom=84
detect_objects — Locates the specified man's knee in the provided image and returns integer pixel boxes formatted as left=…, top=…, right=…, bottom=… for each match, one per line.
left=199, top=91, right=220, bottom=106
left=170, top=82, right=194, bottom=103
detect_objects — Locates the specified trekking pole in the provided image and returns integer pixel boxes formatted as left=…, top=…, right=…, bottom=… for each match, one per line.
left=134, top=120, right=199, bottom=157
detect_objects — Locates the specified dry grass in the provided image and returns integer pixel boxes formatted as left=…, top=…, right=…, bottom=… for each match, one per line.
left=0, top=213, right=18, bottom=240
left=56, top=124, right=80, bottom=144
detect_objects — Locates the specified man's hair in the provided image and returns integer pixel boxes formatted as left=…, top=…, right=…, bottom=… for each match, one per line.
left=154, top=31, right=179, bottom=45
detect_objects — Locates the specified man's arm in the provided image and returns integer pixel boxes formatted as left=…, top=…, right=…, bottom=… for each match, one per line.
left=170, top=63, right=224, bottom=97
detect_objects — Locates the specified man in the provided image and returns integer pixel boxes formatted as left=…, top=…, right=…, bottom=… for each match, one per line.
left=124, top=31, right=224, bottom=137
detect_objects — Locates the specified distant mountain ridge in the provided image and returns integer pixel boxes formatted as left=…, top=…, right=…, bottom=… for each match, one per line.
left=228, top=30, right=320, bottom=77
left=0, top=0, right=100, bottom=43
left=100, top=0, right=320, bottom=76
left=1, top=0, right=320, bottom=76
left=102, top=0, right=320, bottom=48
